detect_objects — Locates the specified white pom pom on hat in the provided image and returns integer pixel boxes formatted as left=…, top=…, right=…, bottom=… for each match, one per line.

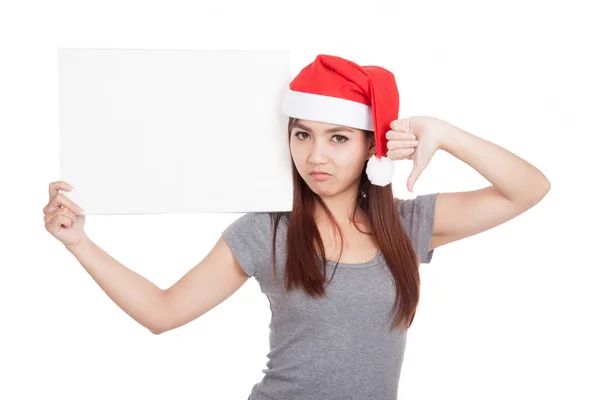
left=366, top=153, right=395, bottom=186
left=282, top=54, right=400, bottom=187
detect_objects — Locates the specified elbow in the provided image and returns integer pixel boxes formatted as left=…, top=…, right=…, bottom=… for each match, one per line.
left=529, top=177, right=551, bottom=205
left=539, top=179, right=551, bottom=201
left=149, top=290, right=171, bottom=335
left=149, top=320, right=170, bottom=335
left=149, top=323, right=165, bottom=335
left=148, top=317, right=168, bottom=335
left=541, top=176, right=551, bottom=193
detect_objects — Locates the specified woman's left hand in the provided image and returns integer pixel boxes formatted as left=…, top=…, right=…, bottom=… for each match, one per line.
left=386, top=116, right=448, bottom=192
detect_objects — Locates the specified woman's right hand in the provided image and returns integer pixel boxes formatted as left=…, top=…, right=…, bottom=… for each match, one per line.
left=43, top=181, right=87, bottom=248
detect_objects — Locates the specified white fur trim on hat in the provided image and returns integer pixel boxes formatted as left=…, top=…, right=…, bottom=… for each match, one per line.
left=366, top=154, right=395, bottom=186
left=283, top=89, right=373, bottom=131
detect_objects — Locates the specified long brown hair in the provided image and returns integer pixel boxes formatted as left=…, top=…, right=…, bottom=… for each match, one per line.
left=270, top=117, right=421, bottom=331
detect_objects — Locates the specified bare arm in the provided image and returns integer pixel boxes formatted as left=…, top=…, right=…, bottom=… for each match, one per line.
left=66, top=234, right=250, bottom=335
left=66, top=236, right=168, bottom=334
left=161, top=235, right=250, bottom=333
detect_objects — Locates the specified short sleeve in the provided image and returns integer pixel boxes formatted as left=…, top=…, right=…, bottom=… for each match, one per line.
left=396, top=193, right=439, bottom=264
left=221, top=212, right=273, bottom=278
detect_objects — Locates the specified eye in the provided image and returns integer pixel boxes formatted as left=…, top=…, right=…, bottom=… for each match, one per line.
left=294, top=131, right=310, bottom=140
left=293, top=131, right=348, bottom=143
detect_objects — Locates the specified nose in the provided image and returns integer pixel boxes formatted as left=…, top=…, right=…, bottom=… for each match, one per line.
left=307, top=138, right=329, bottom=164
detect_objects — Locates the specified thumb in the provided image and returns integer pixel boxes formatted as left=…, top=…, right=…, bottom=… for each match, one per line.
left=391, top=118, right=410, bottom=131
left=399, top=117, right=410, bottom=131
left=407, top=162, right=423, bottom=193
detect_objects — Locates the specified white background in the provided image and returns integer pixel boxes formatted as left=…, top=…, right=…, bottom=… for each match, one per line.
left=1, top=1, right=598, bottom=399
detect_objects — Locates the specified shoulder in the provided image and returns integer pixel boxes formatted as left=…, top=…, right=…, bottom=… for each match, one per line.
left=220, top=212, right=280, bottom=278
left=395, top=193, right=439, bottom=264
left=222, top=212, right=275, bottom=237
left=395, top=193, right=439, bottom=225
left=221, top=211, right=290, bottom=246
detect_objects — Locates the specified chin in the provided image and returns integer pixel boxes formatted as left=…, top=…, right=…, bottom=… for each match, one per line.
left=309, top=185, right=336, bottom=196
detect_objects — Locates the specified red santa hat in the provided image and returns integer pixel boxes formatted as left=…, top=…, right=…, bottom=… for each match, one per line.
left=283, top=54, right=400, bottom=187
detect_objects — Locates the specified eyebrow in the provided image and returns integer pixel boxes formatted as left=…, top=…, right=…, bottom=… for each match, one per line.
left=292, top=122, right=356, bottom=134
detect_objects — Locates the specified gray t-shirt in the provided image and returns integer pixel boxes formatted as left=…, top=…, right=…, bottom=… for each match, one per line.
left=222, top=193, right=438, bottom=400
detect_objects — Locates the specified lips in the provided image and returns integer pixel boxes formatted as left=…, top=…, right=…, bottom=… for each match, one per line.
left=310, top=171, right=331, bottom=176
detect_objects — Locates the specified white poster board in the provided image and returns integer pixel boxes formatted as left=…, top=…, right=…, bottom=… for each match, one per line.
left=58, top=48, right=293, bottom=214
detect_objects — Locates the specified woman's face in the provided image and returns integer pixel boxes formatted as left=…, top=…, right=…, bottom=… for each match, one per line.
left=290, top=119, right=375, bottom=196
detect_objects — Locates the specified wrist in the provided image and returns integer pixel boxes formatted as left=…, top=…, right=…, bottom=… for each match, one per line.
left=65, top=235, right=92, bottom=254
left=438, top=121, right=463, bottom=152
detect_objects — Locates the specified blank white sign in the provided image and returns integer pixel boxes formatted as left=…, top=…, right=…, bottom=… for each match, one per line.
left=58, top=48, right=293, bottom=214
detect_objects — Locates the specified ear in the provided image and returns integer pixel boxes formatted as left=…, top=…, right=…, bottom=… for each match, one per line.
left=366, top=135, right=376, bottom=160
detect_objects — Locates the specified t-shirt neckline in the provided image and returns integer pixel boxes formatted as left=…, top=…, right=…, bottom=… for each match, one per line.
left=325, top=249, right=384, bottom=268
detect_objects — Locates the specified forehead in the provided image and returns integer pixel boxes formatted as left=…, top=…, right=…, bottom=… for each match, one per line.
left=292, top=119, right=361, bottom=134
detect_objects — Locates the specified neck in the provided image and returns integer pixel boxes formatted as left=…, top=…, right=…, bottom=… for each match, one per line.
left=313, top=184, right=366, bottom=229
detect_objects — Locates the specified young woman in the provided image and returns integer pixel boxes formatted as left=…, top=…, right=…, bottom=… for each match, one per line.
left=43, top=54, right=550, bottom=400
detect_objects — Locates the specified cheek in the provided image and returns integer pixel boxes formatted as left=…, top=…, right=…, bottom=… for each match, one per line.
left=289, top=144, right=303, bottom=171
left=336, top=146, right=364, bottom=167
left=289, top=143, right=298, bottom=159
